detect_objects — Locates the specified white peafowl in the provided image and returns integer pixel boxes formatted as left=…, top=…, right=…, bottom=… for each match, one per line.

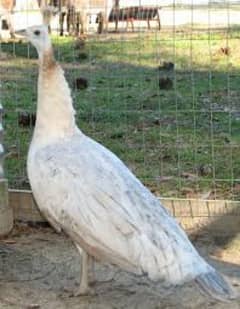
left=25, top=25, right=235, bottom=300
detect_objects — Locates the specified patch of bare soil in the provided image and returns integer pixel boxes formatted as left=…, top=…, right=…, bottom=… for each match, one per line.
left=0, top=226, right=240, bottom=309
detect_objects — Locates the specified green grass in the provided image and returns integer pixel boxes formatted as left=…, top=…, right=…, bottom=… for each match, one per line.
left=1, top=28, right=240, bottom=200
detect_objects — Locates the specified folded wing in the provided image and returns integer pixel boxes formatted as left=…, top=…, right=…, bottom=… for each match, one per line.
left=31, top=134, right=216, bottom=285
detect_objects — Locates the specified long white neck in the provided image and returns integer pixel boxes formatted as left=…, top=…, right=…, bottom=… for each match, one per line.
left=33, top=48, right=77, bottom=145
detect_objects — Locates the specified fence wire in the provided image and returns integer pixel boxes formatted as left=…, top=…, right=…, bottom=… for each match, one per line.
left=1, top=1, right=240, bottom=201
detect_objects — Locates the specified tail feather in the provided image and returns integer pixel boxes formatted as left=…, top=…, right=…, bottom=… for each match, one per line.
left=195, top=269, right=236, bottom=302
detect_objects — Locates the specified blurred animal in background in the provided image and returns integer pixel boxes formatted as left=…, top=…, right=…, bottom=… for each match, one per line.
left=49, top=0, right=90, bottom=36
left=0, top=0, right=57, bottom=38
left=66, top=0, right=89, bottom=36
left=108, top=5, right=161, bottom=32
left=48, top=0, right=71, bottom=36
left=53, top=0, right=111, bottom=36
left=1, top=0, right=161, bottom=38
left=39, top=1, right=59, bottom=32
left=0, top=0, right=16, bottom=38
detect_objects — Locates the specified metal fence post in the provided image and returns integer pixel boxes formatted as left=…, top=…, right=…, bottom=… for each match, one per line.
left=0, top=102, right=13, bottom=236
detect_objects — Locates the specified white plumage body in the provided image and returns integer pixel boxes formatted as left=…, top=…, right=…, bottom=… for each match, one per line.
left=28, top=126, right=211, bottom=285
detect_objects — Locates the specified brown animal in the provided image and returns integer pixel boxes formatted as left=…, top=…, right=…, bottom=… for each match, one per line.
left=0, top=0, right=53, bottom=38
left=108, top=5, right=161, bottom=32
left=49, top=0, right=90, bottom=36
left=48, top=0, right=69, bottom=36
left=67, top=0, right=89, bottom=36
left=53, top=0, right=112, bottom=36
left=0, top=0, right=16, bottom=37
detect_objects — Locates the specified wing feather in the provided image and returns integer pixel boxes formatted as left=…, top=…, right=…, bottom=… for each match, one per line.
left=28, top=134, right=210, bottom=284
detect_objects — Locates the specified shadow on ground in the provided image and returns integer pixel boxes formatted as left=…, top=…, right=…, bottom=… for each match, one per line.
left=0, top=226, right=239, bottom=309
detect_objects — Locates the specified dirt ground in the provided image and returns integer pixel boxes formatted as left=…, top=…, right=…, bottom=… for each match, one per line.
left=0, top=225, right=240, bottom=309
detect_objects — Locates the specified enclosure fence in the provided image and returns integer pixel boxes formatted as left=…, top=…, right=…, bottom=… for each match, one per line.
left=1, top=0, right=240, bottom=203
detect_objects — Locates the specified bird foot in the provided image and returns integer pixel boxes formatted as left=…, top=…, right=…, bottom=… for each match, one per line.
left=74, top=286, right=94, bottom=297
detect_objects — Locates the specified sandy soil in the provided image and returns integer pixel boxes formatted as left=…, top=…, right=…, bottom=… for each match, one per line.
left=0, top=226, right=240, bottom=309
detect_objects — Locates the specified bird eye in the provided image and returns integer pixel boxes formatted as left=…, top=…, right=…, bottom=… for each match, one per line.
left=34, top=30, right=40, bottom=36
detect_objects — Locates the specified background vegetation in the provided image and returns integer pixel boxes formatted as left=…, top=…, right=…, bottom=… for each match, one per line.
left=1, top=26, right=240, bottom=200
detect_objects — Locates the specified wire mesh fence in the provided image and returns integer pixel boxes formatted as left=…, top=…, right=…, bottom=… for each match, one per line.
left=1, top=0, right=240, bottom=201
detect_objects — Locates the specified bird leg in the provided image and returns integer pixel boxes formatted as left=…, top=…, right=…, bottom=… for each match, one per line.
left=88, top=255, right=96, bottom=286
left=74, top=244, right=95, bottom=296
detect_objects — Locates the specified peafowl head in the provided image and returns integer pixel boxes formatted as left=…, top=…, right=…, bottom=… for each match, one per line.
left=26, top=25, right=51, bottom=56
